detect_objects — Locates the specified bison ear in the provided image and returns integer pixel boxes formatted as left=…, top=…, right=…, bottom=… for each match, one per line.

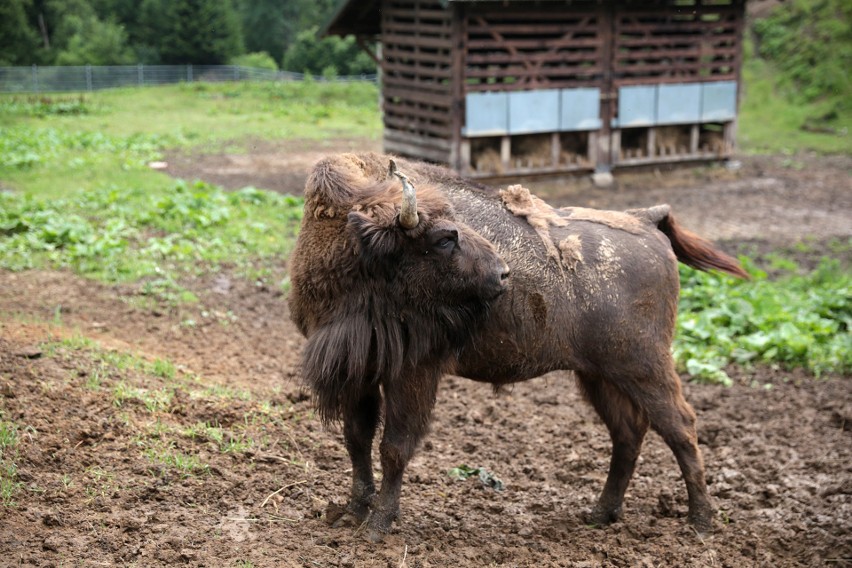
left=347, top=211, right=403, bottom=266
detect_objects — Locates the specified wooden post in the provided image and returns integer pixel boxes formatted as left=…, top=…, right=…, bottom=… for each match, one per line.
left=551, top=132, right=561, bottom=167
left=449, top=3, right=465, bottom=172
left=610, top=130, right=621, bottom=165
left=587, top=131, right=598, bottom=166
left=647, top=127, right=656, bottom=158
left=690, top=124, right=700, bottom=155
left=596, top=3, right=615, bottom=172
left=501, top=136, right=511, bottom=171
left=460, top=139, right=471, bottom=174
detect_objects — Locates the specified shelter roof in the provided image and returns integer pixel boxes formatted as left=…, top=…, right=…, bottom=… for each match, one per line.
left=323, top=0, right=743, bottom=37
left=323, top=0, right=572, bottom=36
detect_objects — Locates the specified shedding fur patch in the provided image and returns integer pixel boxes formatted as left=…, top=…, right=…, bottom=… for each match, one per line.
left=499, top=184, right=566, bottom=262
left=558, top=206, right=646, bottom=235
left=304, top=153, right=453, bottom=226
left=558, top=235, right=584, bottom=271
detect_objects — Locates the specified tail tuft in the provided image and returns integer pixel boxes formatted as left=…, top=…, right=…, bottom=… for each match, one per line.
left=657, top=213, right=749, bottom=279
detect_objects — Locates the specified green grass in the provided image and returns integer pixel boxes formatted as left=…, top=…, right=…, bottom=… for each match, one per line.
left=0, top=81, right=379, bottom=298
left=675, top=254, right=852, bottom=385
left=143, top=440, right=210, bottom=477
left=0, top=417, right=21, bottom=507
left=739, top=42, right=851, bottom=155
left=0, top=81, right=381, bottom=142
left=0, top=180, right=304, bottom=294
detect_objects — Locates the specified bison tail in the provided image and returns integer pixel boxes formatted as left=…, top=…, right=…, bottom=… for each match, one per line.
left=657, top=213, right=749, bottom=279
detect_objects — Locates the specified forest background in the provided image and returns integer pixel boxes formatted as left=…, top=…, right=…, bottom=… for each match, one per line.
left=0, top=0, right=374, bottom=76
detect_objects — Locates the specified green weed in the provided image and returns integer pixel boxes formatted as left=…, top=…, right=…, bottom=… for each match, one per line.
left=448, top=465, right=504, bottom=491
left=0, top=95, right=95, bottom=118
left=0, top=419, right=21, bottom=506
left=144, top=440, right=209, bottom=477
left=676, top=257, right=851, bottom=384
left=112, top=381, right=174, bottom=412
left=0, top=180, right=303, bottom=296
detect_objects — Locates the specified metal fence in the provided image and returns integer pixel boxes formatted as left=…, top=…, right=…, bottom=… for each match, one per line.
left=0, top=65, right=378, bottom=93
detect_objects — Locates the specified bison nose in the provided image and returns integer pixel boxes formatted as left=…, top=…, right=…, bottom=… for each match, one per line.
left=499, top=262, right=511, bottom=282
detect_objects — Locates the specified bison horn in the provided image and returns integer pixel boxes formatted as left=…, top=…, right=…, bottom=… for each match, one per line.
left=389, top=159, right=419, bottom=229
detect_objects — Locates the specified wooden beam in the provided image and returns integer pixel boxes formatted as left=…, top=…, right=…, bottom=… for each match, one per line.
left=355, top=36, right=381, bottom=65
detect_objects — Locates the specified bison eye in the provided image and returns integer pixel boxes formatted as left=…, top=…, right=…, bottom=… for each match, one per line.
left=429, top=229, right=458, bottom=256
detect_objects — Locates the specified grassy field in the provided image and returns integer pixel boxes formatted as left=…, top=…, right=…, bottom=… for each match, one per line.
left=0, top=79, right=850, bottom=386
left=0, top=81, right=380, bottom=296
left=739, top=43, right=852, bottom=155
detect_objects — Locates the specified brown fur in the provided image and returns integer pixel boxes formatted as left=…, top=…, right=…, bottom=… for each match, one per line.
left=289, top=153, right=748, bottom=542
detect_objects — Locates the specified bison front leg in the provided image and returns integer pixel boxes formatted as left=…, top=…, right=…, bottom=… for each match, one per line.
left=367, top=371, right=439, bottom=542
left=337, top=386, right=382, bottom=525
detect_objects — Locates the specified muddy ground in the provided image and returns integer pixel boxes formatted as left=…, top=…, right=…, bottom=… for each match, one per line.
left=0, top=142, right=850, bottom=567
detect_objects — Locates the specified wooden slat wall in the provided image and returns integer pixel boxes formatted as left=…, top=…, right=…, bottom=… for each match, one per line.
left=613, top=0, right=744, bottom=86
left=381, top=0, right=454, bottom=162
left=463, top=4, right=602, bottom=93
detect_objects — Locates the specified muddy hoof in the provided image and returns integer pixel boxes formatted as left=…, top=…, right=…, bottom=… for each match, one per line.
left=689, top=514, right=715, bottom=536
left=367, top=528, right=386, bottom=543
left=364, top=507, right=397, bottom=542
left=584, top=505, right=622, bottom=527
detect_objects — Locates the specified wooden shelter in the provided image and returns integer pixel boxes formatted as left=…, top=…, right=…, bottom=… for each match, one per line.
left=325, top=0, right=746, bottom=177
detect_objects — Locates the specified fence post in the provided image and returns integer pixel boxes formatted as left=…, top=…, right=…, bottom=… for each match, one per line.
left=138, top=63, right=144, bottom=86
left=233, top=66, right=239, bottom=81
left=32, top=64, right=39, bottom=93
left=86, top=65, right=93, bottom=92
left=187, top=64, right=193, bottom=83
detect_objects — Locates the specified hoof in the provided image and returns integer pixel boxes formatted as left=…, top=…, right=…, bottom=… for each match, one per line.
left=688, top=514, right=715, bottom=536
left=584, top=505, right=622, bottom=527
left=367, top=528, right=386, bottom=543
left=326, top=500, right=372, bottom=528
left=363, top=507, right=398, bottom=543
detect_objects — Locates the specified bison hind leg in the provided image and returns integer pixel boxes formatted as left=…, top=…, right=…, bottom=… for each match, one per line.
left=577, top=372, right=649, bottom=526
left=598, top=361, right=716, bottom=534
left=630, top=367, right=715, bottom=534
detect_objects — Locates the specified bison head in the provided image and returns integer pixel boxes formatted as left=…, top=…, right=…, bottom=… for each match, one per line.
left=346, top=166, right=509, bottom=312
left=299, top=163, right=509, bottom=423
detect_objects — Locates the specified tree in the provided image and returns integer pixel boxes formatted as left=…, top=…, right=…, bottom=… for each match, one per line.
left=0, top=0, right=41, bottom=65
left=138, top=0, right=245, bottom=64
left=54, top=13, right=135, bottom=65
left=282, top=27, right=375, bottom=76
left=237, top=0, right=291, bottom=64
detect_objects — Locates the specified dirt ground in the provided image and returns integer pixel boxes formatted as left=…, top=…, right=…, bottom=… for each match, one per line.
left=0, top=140, right=850, bottom=567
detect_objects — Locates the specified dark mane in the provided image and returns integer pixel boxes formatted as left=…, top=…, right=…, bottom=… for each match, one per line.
left=302, top=275, right=492, bottom=425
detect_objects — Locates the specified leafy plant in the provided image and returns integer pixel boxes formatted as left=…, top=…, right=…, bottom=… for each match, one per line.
left=448, top=465, right=504, bottom=491
left=0, top=179, right=303, bottom=297
left=675, top=257, right=851, bottom=384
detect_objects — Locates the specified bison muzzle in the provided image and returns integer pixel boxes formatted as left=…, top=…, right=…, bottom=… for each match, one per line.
left=288, top=153, right=747, bottom=542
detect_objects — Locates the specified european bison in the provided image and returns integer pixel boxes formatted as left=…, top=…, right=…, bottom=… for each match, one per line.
left=288, top=153, right=747, bottom=541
